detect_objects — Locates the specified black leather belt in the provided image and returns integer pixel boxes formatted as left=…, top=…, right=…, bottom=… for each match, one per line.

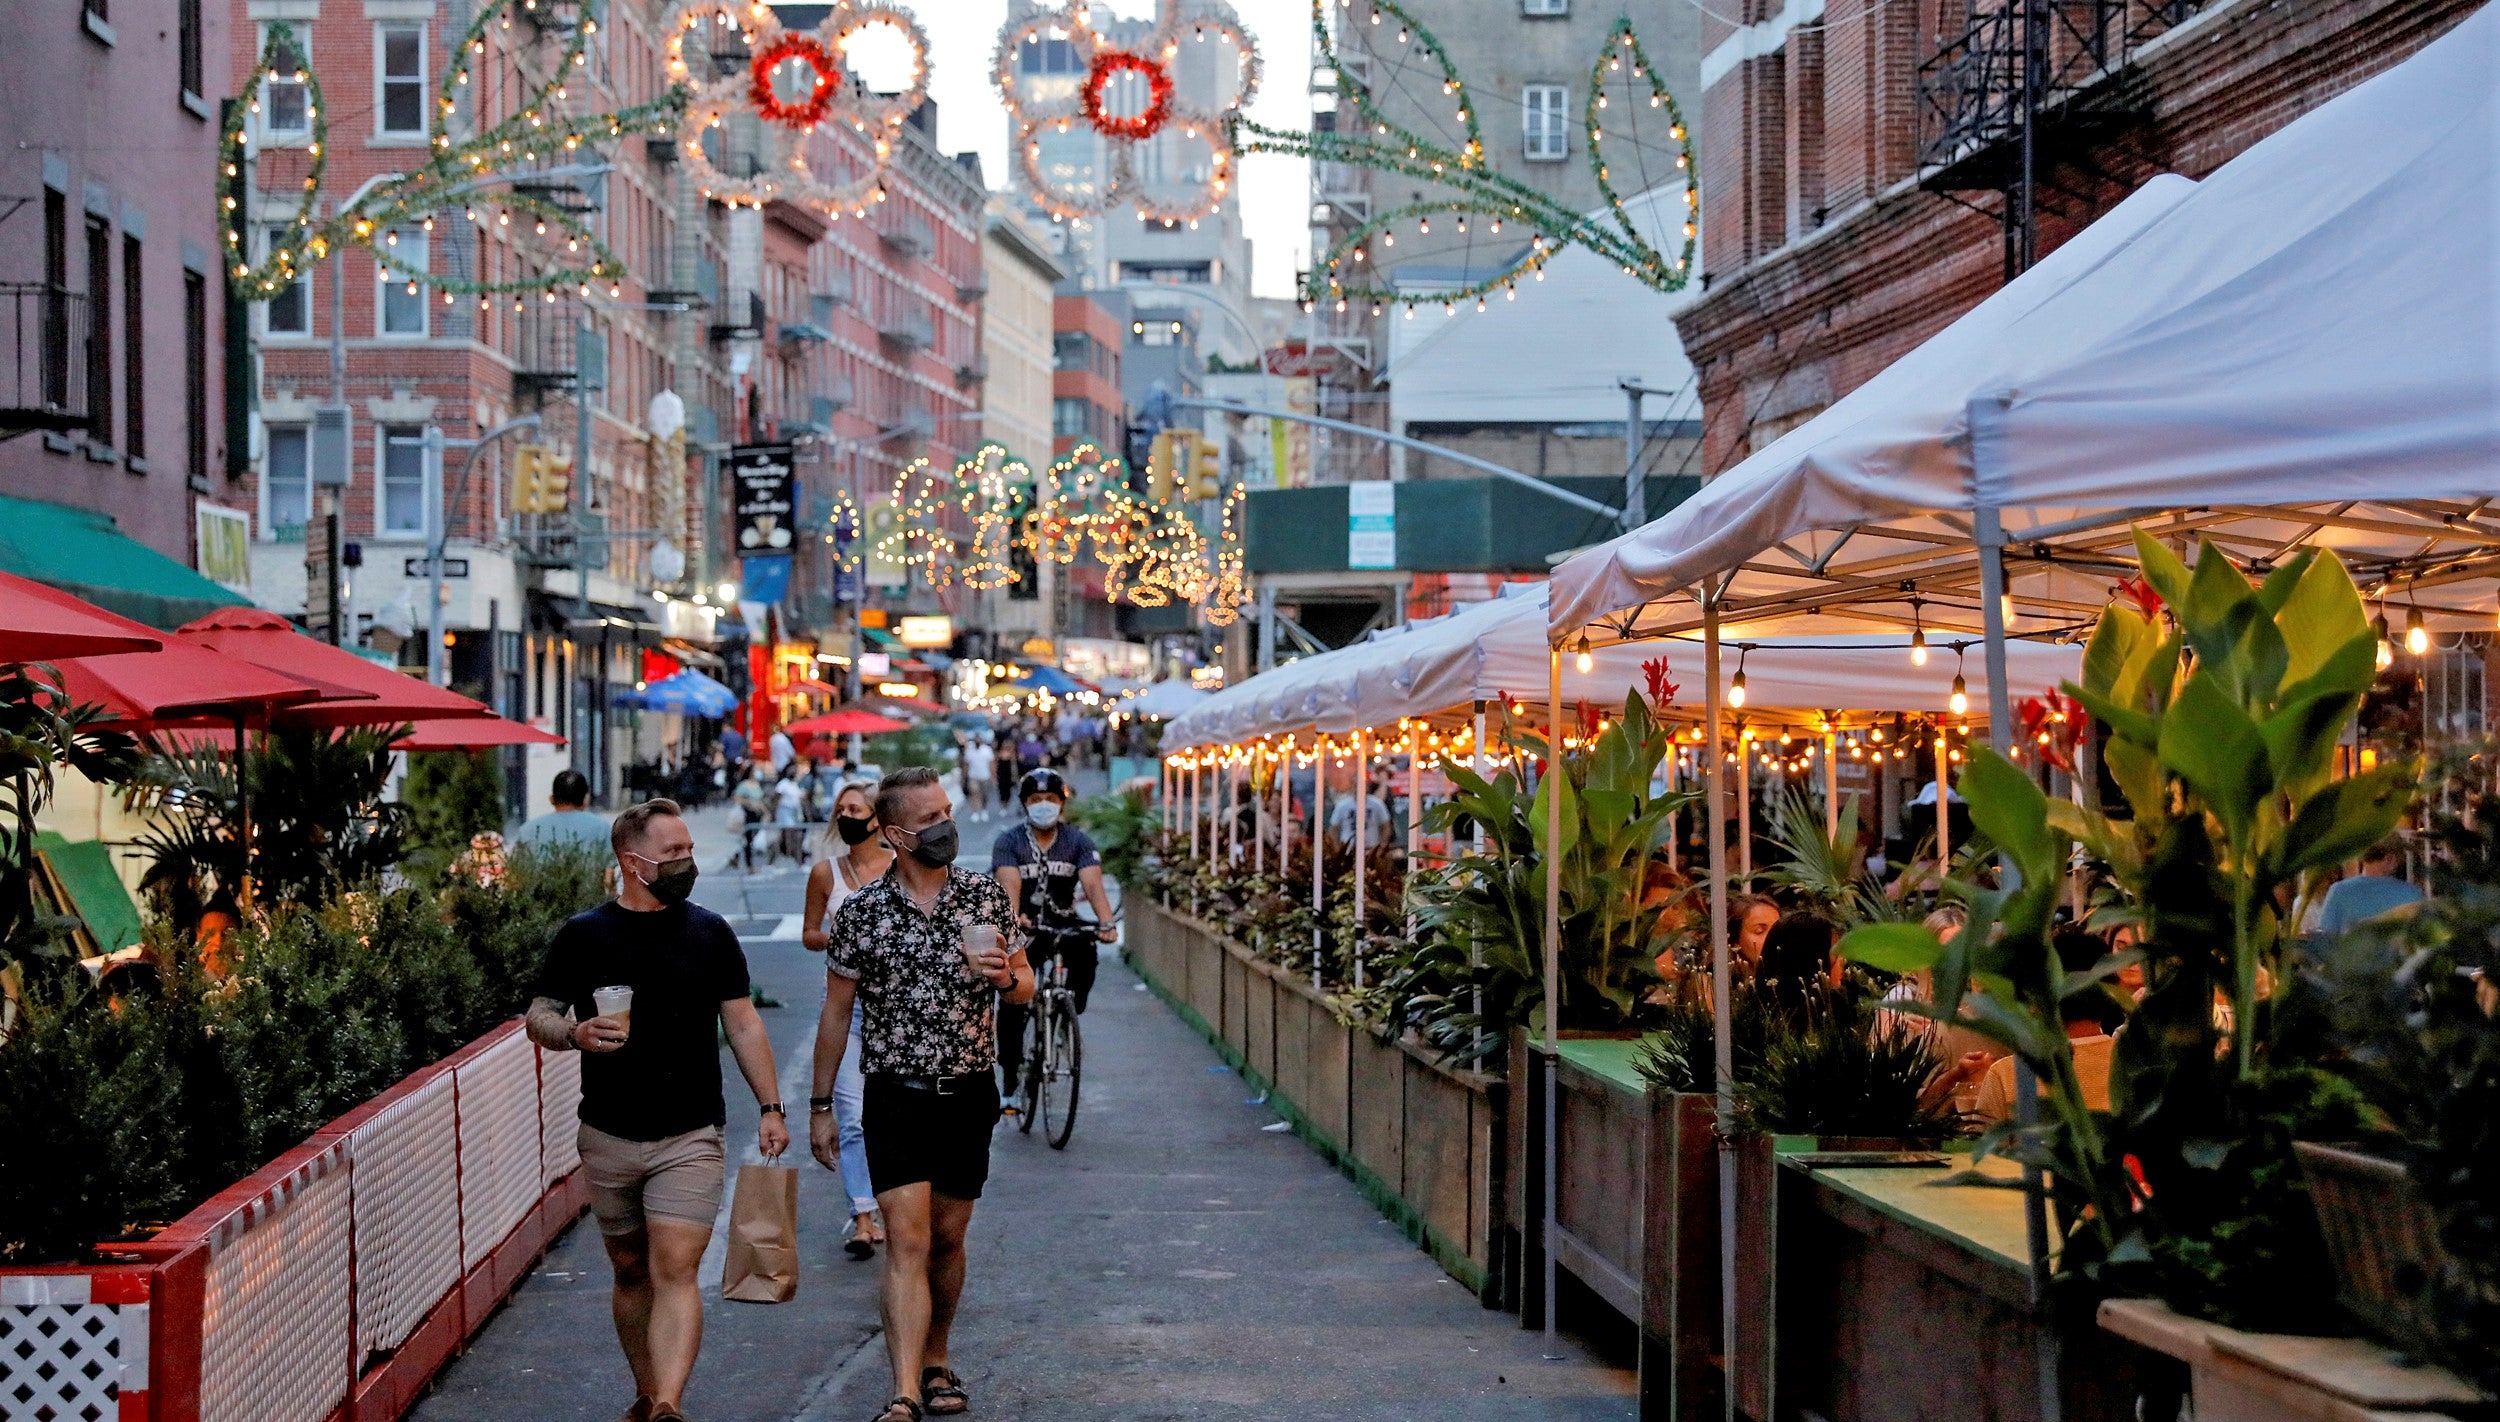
left=878, top=1073, right=986, bottom=1095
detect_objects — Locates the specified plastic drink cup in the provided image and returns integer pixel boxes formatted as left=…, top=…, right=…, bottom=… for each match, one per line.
left=592, top=985, right=633, bottom=1037
left=959, top=925, right=1001, bottom=981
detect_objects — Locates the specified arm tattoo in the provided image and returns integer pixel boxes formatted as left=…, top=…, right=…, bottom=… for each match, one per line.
left=524, top=996, right=576, bottom=1051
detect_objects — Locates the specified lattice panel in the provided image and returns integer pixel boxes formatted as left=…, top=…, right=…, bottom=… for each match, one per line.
left=199, top=1166, right=352, bottom=1422
left=0, top=1303, right=122, bottom=1422
left=348, top=1075, right=462, bottom=1360
left=538, top=1046, right=583, bottom=1185
left=456, top=1032, right=542, bottom=1270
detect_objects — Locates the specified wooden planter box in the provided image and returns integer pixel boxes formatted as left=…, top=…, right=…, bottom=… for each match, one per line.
left=1123, top=897, right=1509, bottom=1302
left=2101, top=1297, right=2486, bottom=1422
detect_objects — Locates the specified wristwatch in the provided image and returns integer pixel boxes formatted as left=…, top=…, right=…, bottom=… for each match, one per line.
left=808, top=1096, right=837, bottom=1114
left=758, top=1103, right=785, bottom=1117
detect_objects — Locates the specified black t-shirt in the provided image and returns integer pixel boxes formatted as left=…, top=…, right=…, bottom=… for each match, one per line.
left=990, top=823, right=1100, bottom=929
left=533, top=899, right=752, bottom=1141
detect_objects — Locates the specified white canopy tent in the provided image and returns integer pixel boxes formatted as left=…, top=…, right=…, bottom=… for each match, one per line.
left=1539, top=3, right=2498, bottom=1356
left=1118, top=679, right=1212, bottom=722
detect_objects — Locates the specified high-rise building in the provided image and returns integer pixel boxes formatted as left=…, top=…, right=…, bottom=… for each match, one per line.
left=0, top=0, right=237, bottom=608
left=1001, top=0, right=1263, bottom=366
left=977, top=204, right=1066, bottom=654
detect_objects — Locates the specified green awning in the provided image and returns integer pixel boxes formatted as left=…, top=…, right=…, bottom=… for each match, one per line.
left=864, top=627, right=905, bottom=648
left=0, top=494, right=251, bottom=630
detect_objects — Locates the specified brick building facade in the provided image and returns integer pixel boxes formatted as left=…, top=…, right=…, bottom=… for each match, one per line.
left=1680, top=0, right=2485, bottom=475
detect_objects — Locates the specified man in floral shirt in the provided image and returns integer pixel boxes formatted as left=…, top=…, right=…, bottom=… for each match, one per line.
left=809, top=766, right=1030, bottom=1422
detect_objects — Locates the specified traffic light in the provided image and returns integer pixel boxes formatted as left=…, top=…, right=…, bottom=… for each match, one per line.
left=1192, top=435, right=1223, bottom=500
left=1146, top=429, right=1189, bottom=503
left=511, top=443, right=574, bottom=514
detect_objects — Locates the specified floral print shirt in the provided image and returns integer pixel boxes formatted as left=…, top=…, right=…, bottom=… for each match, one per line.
left=827, top=866, right=1018, bottom=1077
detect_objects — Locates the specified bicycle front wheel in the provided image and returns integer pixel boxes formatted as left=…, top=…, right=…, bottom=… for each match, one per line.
left=1041, top=994, right=1081, bottom=1149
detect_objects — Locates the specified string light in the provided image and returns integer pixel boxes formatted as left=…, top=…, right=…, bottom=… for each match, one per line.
left=1728, top=647, right=1749, bottom=709
left=2405, top=604, right=2429, bottom=656
left=1910, top=598, right=1929, bottom=666
left=1573, top=635, right=1593, bottom=674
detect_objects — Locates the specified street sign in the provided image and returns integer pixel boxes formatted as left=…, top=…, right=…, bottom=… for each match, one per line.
left=1347, top=481, right=1396, bottom=569
left=729, top=443, right=797, bottom=554
left=404, top=557, right=470, bottom=578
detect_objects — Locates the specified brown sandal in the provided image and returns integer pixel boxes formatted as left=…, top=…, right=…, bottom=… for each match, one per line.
left=920, top=1366, right=968, bottom=1415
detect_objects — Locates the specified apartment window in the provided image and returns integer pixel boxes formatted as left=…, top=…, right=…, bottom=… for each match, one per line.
left=263, top=236, right=310, bottom=336
left=379, top=226, right=427, bottom=336
left=1052, top=331, right=1092, bottom=371
left=123, top=233, right=143, bottom=462
left=1522, top=0, right=1569, bottom=14
left=377, top=24, right=425, bottom=137
left=1523, top=84, right=1569, bottom=161
left=42, top=192, right=68, bottom=413
left=380, top=425, right=426, bottom=535
left=85, top=216, right=112, bottom=447
left=261, top=27, right=310, bottom=138
left=179, top=0, right=203, bottom=97
left=184, top=270, right=208, bottom=483
left=1018, top=37, right=1079, bottom=74
left=265, top=424, right=311, bottom=535
left=1052, top=397, right=1091, bottom=438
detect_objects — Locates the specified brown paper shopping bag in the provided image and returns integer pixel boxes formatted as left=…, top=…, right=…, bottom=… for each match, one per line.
left=720, top=1163, right=800, bottom=1303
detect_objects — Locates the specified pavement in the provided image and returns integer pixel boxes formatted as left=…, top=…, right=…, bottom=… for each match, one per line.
left=421, top=769, right=1634, bottom=1421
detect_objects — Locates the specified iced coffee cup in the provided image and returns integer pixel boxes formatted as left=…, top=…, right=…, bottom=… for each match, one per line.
left=592, top=984, right=633, bottom=1040
left=959, top=925, right=1002, bottom=983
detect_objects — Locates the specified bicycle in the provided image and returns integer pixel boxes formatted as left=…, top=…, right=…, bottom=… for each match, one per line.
left=1016, top=929, right=1086, bottom=1149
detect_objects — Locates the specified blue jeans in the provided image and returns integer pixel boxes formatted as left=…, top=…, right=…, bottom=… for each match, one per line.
left=835, top=1000, right=875, bottom=1216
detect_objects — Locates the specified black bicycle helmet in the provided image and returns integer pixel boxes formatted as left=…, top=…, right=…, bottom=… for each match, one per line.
left=1017, top=767, right=1070, bottom=802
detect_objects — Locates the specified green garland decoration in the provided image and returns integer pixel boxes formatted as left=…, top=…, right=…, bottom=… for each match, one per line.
left=1231, top=2, right=1696, bottom=311
left=223, top=2, right=686, bottom=306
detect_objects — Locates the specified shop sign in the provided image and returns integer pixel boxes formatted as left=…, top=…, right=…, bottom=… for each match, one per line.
left=897, top=615, right=953, bottom=649
left=729, top=443, right=797, bottom=553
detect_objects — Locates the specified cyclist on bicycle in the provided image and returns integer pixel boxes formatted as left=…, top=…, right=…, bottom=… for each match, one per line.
left=991, top=767, right=1117, bottom=1104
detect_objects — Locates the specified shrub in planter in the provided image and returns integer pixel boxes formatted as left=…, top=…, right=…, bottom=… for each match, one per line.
left=1636, top=974, right=1965, bottom=1144
left=1067, top=787, right=1158, bottom=887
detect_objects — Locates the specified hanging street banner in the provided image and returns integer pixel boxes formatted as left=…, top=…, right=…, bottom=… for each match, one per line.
left=729, top=443, right=797, bottom=555
left=1347, top=481, right=1396, bottom=569
left=739, top=553, right=793, bottom=608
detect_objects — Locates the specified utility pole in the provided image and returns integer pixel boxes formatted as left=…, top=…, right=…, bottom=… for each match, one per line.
left=425, top=415, right=540, bottom=685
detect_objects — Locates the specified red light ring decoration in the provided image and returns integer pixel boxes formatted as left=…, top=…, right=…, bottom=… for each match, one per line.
left=1080, top=51, right=1173, bottom=143
left=749, top=33, right=842, bottom=130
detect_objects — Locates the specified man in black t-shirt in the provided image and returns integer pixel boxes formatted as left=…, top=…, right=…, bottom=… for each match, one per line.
left=991, top=767, right=1118, bottom=1100
left=527, top=799, right=787, bottom=1422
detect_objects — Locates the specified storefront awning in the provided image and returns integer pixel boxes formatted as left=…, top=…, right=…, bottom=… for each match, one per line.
left=0, top=494, right=251, bottom=630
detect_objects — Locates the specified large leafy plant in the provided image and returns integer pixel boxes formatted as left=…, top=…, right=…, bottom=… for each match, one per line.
left=0, top=665, right=138, bottom=978
left=1844, top=535, right=2408, bottom=1326
left=1385, top=692, right=1694, bottom=1063
left=134, top=725, right=411, bottom=915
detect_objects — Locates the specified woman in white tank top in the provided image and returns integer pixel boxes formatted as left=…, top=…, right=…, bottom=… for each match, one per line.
left=801, top=780, right=893, bottom=1256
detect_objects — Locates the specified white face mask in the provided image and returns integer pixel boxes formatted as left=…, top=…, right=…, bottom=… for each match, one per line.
left=1025, top=799, right=1062, bottom=829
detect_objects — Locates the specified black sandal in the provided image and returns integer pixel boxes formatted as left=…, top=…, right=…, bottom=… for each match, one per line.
left=872, top=1398, right=922, bottom=1422
left=920, top=1366, right=969, bottom=1416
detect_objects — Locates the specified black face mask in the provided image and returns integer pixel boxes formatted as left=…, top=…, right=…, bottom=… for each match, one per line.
left=835, top=814, right=876, bottom=845
left=639, top=855, right=699, bottom=906
left=899, top=819, right=959, bottom=869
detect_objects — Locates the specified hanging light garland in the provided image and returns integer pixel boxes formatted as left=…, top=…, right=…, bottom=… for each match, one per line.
left=222, top=3, right=680, bottom=303
left=1231, top=4, right=1697, bottom=313
left=662, top=0, right=930, bottom=214
left=993, top=0, right=1262, bottom=226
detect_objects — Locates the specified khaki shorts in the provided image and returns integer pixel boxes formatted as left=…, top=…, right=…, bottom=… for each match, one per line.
left=579, top=1123, right=725, bottom=1237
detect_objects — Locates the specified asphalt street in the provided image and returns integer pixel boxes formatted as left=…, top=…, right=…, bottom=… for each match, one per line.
left=413, top=783, right=1633, bottom=1421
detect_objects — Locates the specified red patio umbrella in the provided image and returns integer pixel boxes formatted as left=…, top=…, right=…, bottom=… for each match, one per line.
left=0, top=571, right=164, bottom=663
left=784, top=708, right=911, bottom=740
left=176, top=608, right=495, bottom=728
left=394, top=715, right=565, bottom=751
left=784, top=677, right=844, bottom=698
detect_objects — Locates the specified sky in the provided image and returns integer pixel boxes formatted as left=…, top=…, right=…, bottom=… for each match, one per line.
left=906, top=0, right=1315, bottom=300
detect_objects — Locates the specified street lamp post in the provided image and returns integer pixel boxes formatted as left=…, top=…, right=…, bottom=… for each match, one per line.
left=423, top=414, right=541, bottom=687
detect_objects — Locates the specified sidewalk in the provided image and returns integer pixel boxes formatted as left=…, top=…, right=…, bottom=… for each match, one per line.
left=410, top=930, right=1632, bottom=1420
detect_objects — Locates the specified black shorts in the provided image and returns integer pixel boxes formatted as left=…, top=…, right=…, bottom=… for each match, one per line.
left=861, top=1073, right=1001, bottom=1201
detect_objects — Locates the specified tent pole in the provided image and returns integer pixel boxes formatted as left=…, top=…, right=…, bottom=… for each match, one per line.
left=1311, top=734, right=1327, bottom=990
left=1542, top=643, right=1564, bottom=1361
left=1256, top=743, right=1267, bottom=876
left=1405, top=721, right=1422, bottom=866
left=1704, top=600, right=1735, bottom=1422
left=1737, top=732, right=1752, bottom=882
left=1978, top=498, right=2059, bottom=1419
left=1278, top=738, right=1290, bottom=877
left=1471, top=699, right=1487, bottom=1026
left=1936, top=732, right=1952, bottom=868
left=1353, top=727, right=1368, bottom=990
left=1825, top=722, right=1841, bottom=843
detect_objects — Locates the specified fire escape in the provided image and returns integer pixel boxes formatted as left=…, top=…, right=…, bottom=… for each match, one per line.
left=1915, top=0, right=2213, bottom=276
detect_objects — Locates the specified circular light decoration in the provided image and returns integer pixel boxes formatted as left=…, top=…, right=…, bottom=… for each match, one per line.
left=1080, top=51, right=1174, bottom=142
left=664, top=0, right=931, bottom=215
left=747, top=33, right=841, bottom=130
left=993, top=0, right=1262, bottom=226
left=872, top=456, right=963, bottom=587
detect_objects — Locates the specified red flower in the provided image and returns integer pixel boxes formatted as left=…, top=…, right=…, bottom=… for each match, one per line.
left=1642, top=655, right=1681, bottom=709
left=1079, top=51, right=1174, bottom=142
left=2113, top=575, right=2164, bottom=620
left=748, top=34, right=841, bottom=131
left=2018, top=689, right=2086, bottom=772
left=1578, top=702, right=1603, bottom=742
